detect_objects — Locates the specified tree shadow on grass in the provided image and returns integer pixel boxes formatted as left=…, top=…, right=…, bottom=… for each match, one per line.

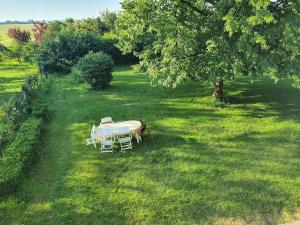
left=226, top=78, right=300, bottom=122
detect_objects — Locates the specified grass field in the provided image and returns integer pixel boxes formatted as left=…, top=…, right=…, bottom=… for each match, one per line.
left=0, top=60, right=37, bottom=122
left=0, top=66, right=299, bottom=225
left=0, top=24, right=33, bottom=46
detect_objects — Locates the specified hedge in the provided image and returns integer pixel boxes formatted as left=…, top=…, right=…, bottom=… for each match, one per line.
left=0, top=117, right=42, bottom=194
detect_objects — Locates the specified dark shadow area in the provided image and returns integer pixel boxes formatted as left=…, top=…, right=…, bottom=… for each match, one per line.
left=227, top=77, right=300, bottom=122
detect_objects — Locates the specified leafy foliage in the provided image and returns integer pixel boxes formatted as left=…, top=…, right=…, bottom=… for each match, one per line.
left=37, top=23, right=136, bottom=74
left=0, top=124, right=14, bottom=151
left=116, top=0, right=300, bottom=93
left=7, top=27, right=31, bottom=44
left=99, top=10, right=118, bottom=32
left=75, top=51, right=114, bottom=90
left=22, top=41, right=38, bottom=63
left=0, top=43, right=10, bottom=52
left=32, top=22, right=47, bottom=45
left=7, top=43, right=24, bottom=63
left=3, top=75, right=43, bottom=129
left=70, top=67, right=85, bottom=84
left=0, top=43, right=10, bottom=62
left=37, top=28, right=103, bottom=74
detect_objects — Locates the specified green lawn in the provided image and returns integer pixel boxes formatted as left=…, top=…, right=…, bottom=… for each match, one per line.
left=0, top=60, right=37, bottom=122
left=0, top=66, right=299, bottom=225
left=0, top=24, right=33, bottom=46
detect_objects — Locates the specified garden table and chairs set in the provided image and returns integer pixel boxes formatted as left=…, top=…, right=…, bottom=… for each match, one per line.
left=87, top=117, right=143, bottom=153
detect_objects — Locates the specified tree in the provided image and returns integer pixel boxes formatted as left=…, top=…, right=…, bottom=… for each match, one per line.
left=116, top=0, right=300, bottom=100
left=37, top=27, right=104, bottom=73
left=99, top=10, right=118, bottom=32
left=0, top=43, right=11, bottom=62
left=32, top=22, right=47, bottom=45
left=7, top=27, right=31, bottom=44
left=76, top=17, right=108, bottom=34
left=0, top=43, right=10, bottom=53
left=8, top=44, right=24, bottom=64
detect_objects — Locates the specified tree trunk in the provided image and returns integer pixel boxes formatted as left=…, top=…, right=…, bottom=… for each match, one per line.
left=212, top=79, right=224, bottom=101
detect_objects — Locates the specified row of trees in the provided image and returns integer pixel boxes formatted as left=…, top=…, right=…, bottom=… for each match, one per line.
left=115, top=0, right=300, bottom=100
left=0, top=10, right=126, bottom=65
left=1, top=11, right=137, bottom=90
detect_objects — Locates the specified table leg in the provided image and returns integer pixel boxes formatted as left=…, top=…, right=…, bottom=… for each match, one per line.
left=135, top=133, right=142, bottom=144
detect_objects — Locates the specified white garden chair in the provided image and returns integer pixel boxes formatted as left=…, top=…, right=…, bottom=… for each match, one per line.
left=100, top=128, right=115, bottom=153
left=100, top=117, right=113, bottom=125
left=117, top=127, right=133, bottom=152
left=86, top=124, right=100, bottom=149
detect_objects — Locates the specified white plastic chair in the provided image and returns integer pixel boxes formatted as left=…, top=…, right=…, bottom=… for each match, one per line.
left=86, top=124, right=100, bottom=148
left=117, top=127, right=133, bottom=152
left=100, top=128, right=114, bottom=153
left=100, top=117, right=113, bottom=125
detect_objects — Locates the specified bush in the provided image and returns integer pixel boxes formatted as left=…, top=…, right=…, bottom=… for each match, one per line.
left=32, top=22, right=47, bottom=45
left=7, top=27, right=31, bottom=44
left=36, top=23, right=138, bottom=75
left=0, top=124, right=14, bottom=151
left=75, top=51, right=114, bottom=90
left=0, top=117, right=42, bottom=194
left=31, top=99, right=49, bottom=122
left=37, top=28, right=104, bottom=74
left=7, top=43, right=24, bottom=63
left=70, top=67, right=85, bottom=84
left=22, top=41, right=38, bottom=63
left=2, top=75, right=41, bottom=129
left=2, top=94, right=28, bottom=130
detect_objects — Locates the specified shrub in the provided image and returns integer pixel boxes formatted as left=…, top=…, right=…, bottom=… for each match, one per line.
left=0, top=44, right=11, bottom=62
left=7, top=43, right=24, bottom=64
left=2, top=94, right=28, bottom=129
left=3, top=75, right=42, bottom=129
left=75, top=51, right=114, bottom=90
left=22, top=41, right=38, bottom=63
left=37, top=28, right=104, bottom=74
left=70, top=67, right=85, bottom=84
left=0, top=43, right=10, bottom=53
left=32, top=22, right=47, bottom=45
left=7, top=27, right=31, bottom=44
left=36, top=23, right=138, bottom=75
left=0, top=124, right=14, bottom=151
left=0, top=117, right=42, bottom=194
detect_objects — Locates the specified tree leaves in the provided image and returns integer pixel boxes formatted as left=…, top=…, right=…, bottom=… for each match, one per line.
left=116, top=0, right=300, bottom=90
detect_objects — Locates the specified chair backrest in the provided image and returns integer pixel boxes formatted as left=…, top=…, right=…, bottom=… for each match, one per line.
left=100, top=128, right=113, bottom=137
left=91, top=124, right=96, bottom=137
left=101, top=117, right=113, bottom=124
left=118, top=127, right=131, bottom=136
left=94, top=127, right=102, bottom=139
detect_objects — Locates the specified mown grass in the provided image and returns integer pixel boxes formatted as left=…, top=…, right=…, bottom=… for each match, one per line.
left=0, top=60, right=37, bottom=122
left=0, top=24, right=33, bottom=46
left=0, top=66, right=299, bottom=225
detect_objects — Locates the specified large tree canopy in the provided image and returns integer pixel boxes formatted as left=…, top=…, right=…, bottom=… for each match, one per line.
left=116, top=0, right=300, bottom=98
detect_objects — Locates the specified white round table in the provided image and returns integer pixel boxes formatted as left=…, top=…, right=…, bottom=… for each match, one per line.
left=98, top=120, right=142, bottom=143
